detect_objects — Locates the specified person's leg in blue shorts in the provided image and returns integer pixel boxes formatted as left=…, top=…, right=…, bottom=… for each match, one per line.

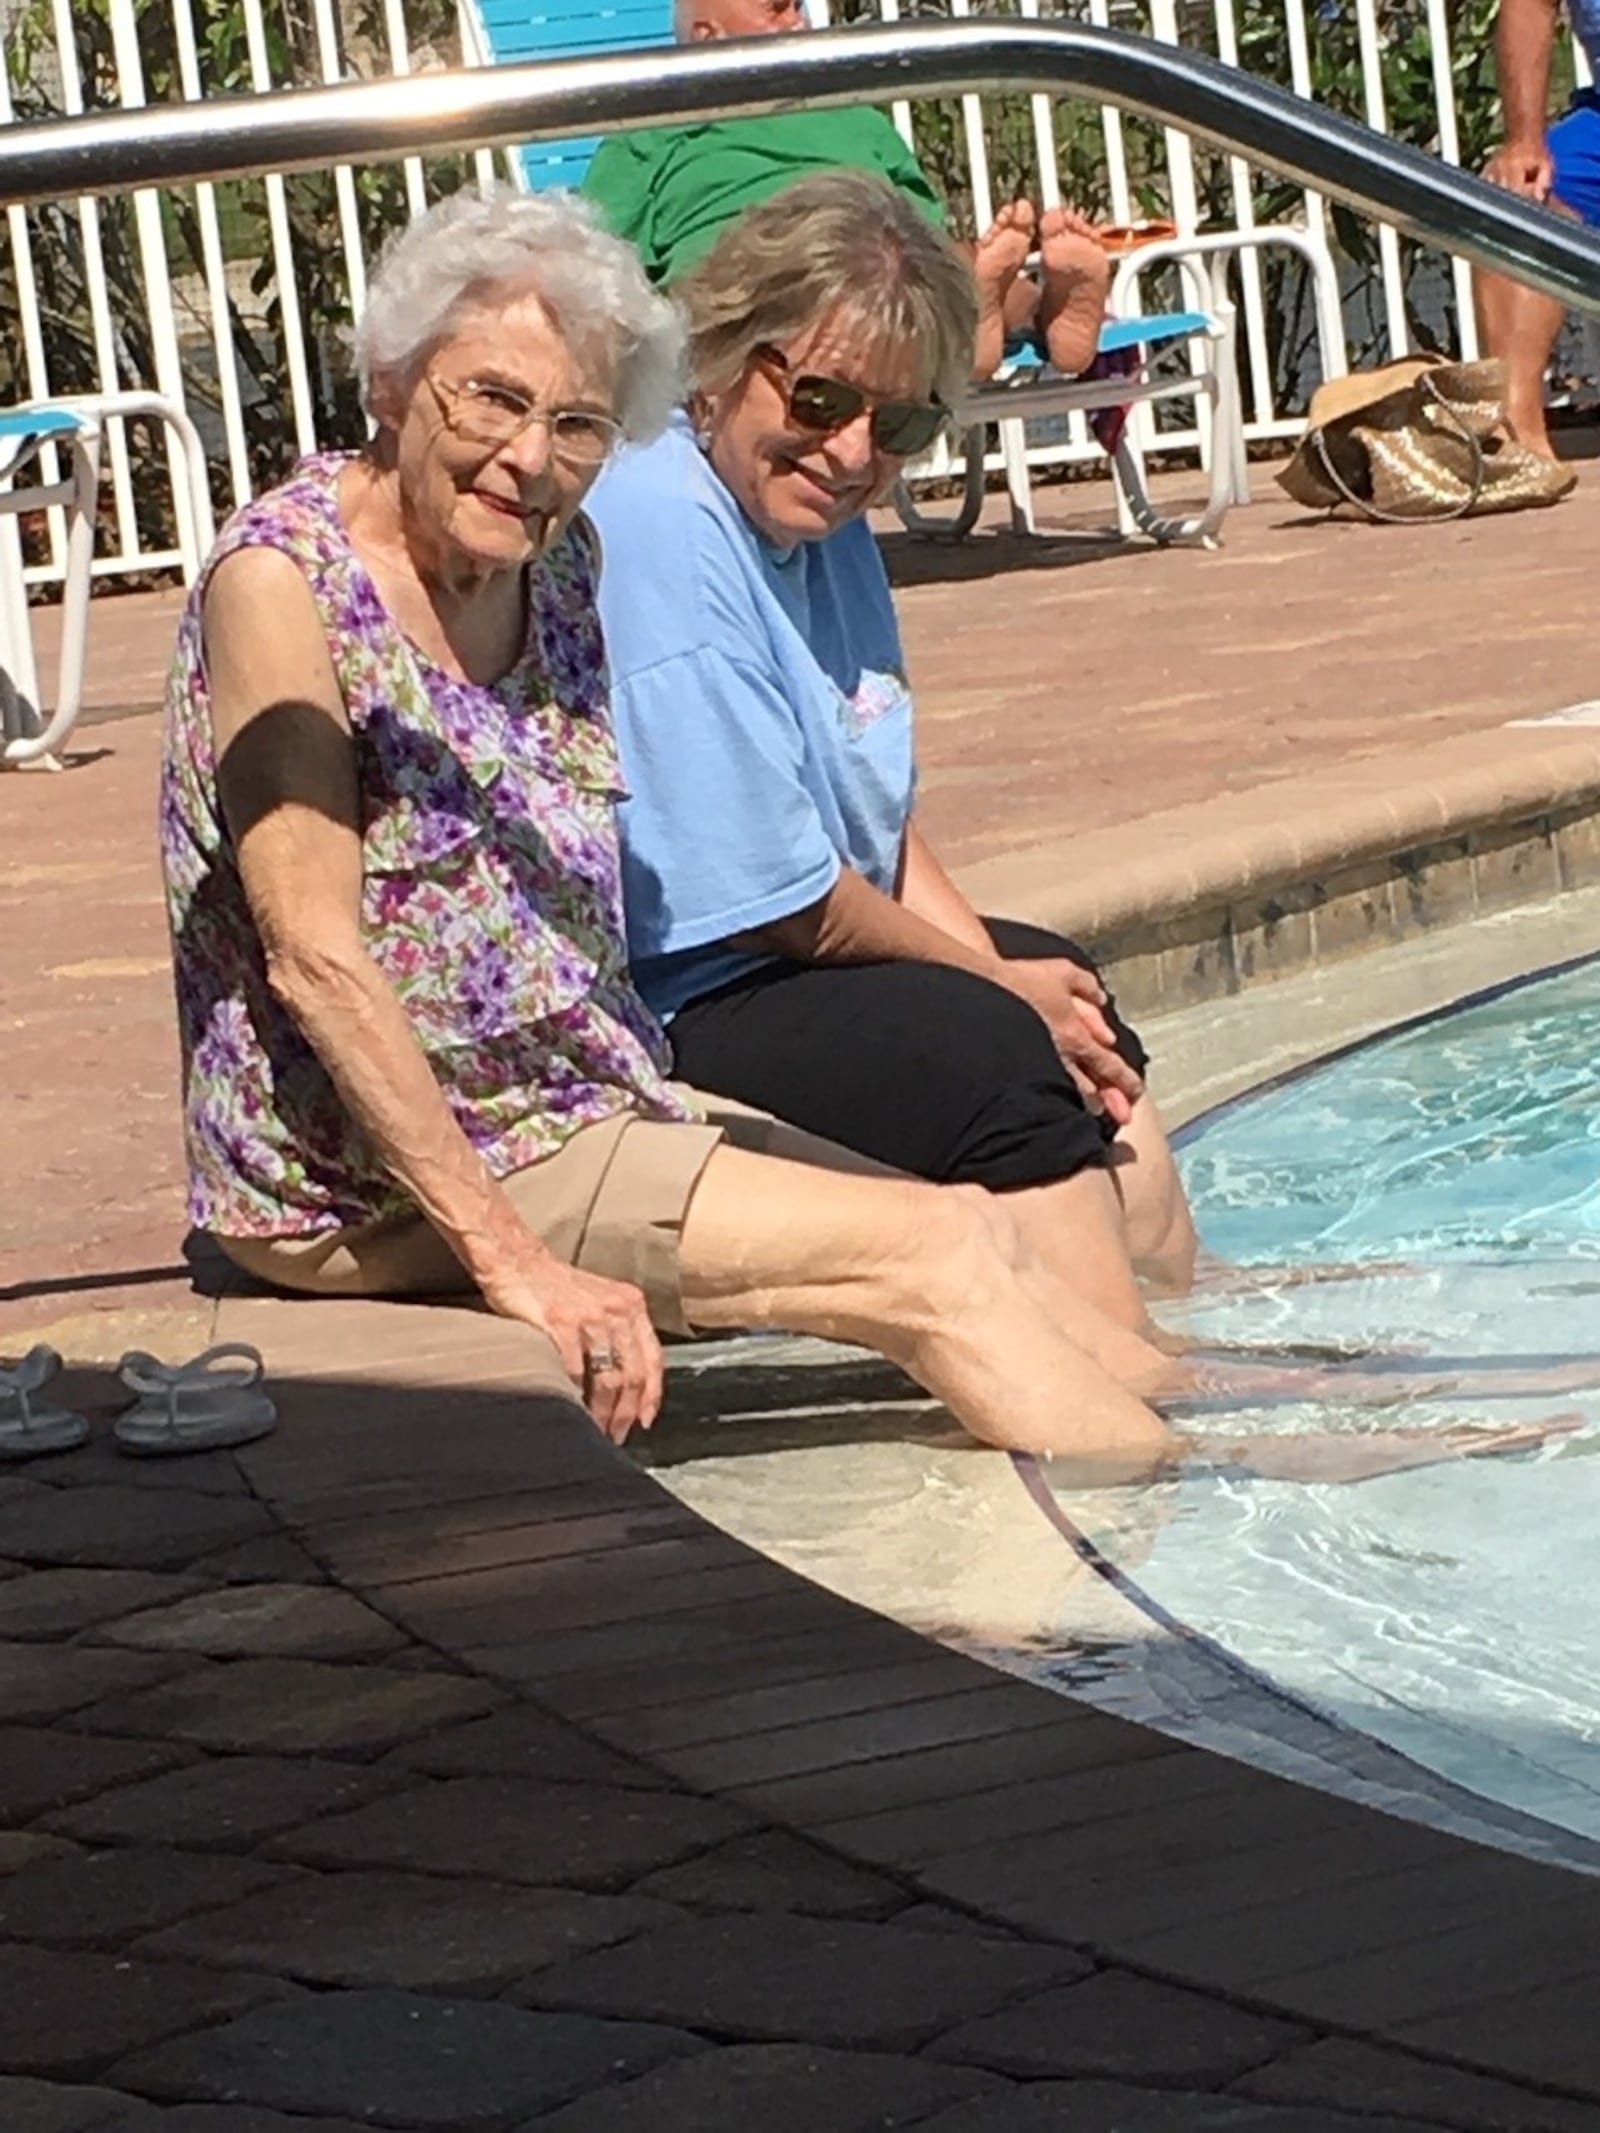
left=1477, top=89, right=1600, bottom=460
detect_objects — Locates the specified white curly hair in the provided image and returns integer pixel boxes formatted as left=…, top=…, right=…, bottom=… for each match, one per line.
left=353, top=184, right=684, bottom=441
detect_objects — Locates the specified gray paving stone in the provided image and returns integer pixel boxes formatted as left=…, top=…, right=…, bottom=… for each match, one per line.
left=886, top=1903, right=1019, bottom=1938
left=470, top=1589, right=849, bottom=1690
left=385, top=1705, right=669, bottom=1791
left=819, top=1744, right=1244, bottom=1875
left=113, top=1987, right=701, bottom=2128
left=104, top=2109, right=380, bottom=2133
left=70, top=1658, right=500, bottom=1756
left=0, top=2074, right=134, bottom=2133
left=23, top=1439, right=255, bottom=1499
left=0, top=1570, right=205, bottom=1640
left=910, top=1775, right=1469, bottom=1942
left=140, top=1867, right=685, bottom=1991
left=1232, top=2036, right=1600, bottom=2131
left=741, top=1716, right=1191, bottom=1832
left=631, top=1830, right=905, bottom=1920
left=105, top=2109, right=378, bottom=2133
left=389, top=1555, right=783, bottom=1647
left=0, top=1728, right=194, bottom=1824
left=915, top=2085, right=1451, bottom=2131
left=240, top=1402, right=613, bottom=1523
left=1119, top=1849, right=1588, bottom=2001
left=0, top=1833, right=81, bottom=1876
left=90, top=1584, right=408, bottom=1661
left=270, top=1775, right=751, bottom=1891
left=521, top=2041, right=1006, bottom=2131
left=590, top=1652, right=966, bottom=1756
left=323, top=1490, right=700, bottom=1587
left=1397, top=1976, right=1600, bottom=2097
left=541, top=1616, right=932, bottom=1725
left=652, top=1682, right=1074, bottom=1793
left=927, top=1968, right=1309, bottom=2084
left=46, top=1754, right=403, bottom=1850
left=519, top=1911, right=1085, bottom=2051
left=0, top=1846, right=294, bottom=1949
left=0, top=1644, right=186, bottom=1724
left=0, top=1487, right=275, bottom=1571
left=189, top=1536, right=332, bottom=1585
left=0, top=1943, right=289, bottom=2080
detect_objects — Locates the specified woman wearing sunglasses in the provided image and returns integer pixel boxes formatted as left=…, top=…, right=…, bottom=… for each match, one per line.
left=589, top=171, right=1196, bottom=1338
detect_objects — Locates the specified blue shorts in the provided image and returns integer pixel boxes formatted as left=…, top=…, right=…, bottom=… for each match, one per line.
left=1550, top=90, right=1600, bottom=226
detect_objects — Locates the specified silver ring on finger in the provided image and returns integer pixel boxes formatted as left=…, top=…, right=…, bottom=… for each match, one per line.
left=585, top=1345, right=622, bottom=1375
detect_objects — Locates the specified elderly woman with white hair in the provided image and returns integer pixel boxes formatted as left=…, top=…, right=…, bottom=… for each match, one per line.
left=158, top=185, right=1561, bottom=1488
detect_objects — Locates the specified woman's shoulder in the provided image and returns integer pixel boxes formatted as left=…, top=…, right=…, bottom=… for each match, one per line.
left=589, top=420, right=748, bottom=559
left=586, top=422, right=766, bottom=662
left=206, top=452, right=354, bottom=578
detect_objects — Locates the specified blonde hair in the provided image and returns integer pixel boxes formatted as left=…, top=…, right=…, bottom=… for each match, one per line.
left=674, top=169, right=976, bottom=413
left=354, top=184, right=684, bottom=441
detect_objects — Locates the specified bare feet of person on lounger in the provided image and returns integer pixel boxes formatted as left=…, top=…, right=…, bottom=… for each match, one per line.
left=972, top=198, right=1037, bottom=376
left=1037, top=204, right=1111, bottom=374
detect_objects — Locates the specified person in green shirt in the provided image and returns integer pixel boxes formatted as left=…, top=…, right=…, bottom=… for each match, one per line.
left=582, top=0, right=1110, bottom=379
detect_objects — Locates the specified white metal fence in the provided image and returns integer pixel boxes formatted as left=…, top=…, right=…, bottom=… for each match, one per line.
left=0, top=0, right=1584, bottom=583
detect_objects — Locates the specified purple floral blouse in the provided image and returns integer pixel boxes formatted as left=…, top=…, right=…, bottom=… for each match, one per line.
left=160, top=451, right=693, bottom=1238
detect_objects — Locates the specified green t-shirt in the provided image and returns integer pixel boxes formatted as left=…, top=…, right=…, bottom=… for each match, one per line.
left=582, top=106, right=947, bottom=285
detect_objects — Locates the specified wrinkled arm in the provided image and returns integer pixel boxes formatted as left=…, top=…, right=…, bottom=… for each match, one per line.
left=204, top=546, right=661, bottom=1432
left=206, top=546, right=527, bottom=1277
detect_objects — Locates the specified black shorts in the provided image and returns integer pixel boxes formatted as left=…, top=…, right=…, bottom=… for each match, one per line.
left=667, top=916, right=1150, bottom=1193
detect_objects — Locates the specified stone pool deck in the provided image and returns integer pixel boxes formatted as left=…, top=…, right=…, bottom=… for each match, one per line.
left=7, top=461, right=1600, bottom=2126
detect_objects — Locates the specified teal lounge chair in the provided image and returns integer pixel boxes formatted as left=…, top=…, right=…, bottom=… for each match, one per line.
left=467, top=0, right=674, bottom=191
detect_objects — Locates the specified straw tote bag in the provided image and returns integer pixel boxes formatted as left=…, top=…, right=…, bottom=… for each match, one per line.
left=1276, top=354, right=1575, bottom=523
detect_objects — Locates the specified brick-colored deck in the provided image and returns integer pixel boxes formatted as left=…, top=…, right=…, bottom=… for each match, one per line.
left=7, top=461, right=1600, bottom=2125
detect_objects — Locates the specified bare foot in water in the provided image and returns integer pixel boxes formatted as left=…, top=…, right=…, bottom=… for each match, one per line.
left=1037, top=204, right=1111, bottom=375
left=972, top=199, right=1036, bottom=377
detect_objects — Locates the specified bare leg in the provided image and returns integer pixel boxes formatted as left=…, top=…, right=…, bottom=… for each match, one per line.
left=1036, top=205, right=1111, bottom=375
left=968, top=200, right=1036, bottom=378
left=673, top=1147, right=1580, bottom=1483
left=1108, top=1096, right=1198, bottom=1295
left=995, top=1165, right=1153, bottom=1334
left=1476, top=257, right=1568, bottom=460
left=952, top=1182, right=1182, bottom=1395
left=678, top=1144, right=1181, bottom=1476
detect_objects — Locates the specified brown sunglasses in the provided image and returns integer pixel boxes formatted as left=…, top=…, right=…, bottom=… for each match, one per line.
left=752, top=344, right=947, bottom=457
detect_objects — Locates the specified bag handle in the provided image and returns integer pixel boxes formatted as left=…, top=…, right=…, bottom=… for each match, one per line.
left=1306, top=375, right=1486, bottom=525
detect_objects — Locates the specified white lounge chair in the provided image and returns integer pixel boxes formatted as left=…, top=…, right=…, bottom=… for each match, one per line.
left=897, top=224, right=1346, bottom=547
left=0, top=392, right=213, bottom=769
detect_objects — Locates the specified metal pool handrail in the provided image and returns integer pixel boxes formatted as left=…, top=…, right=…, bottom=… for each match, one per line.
left=4, top=19, right=1600, bottom=313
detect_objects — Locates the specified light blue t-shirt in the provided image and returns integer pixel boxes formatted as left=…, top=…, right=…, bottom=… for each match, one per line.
left=588, top=419, right=916, bottom=1020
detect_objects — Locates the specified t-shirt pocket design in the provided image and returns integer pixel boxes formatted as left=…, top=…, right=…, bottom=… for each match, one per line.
left=837, top=666, right=912, bottom=741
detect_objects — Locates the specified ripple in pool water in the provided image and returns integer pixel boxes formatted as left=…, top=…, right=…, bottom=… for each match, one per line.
left=1041, top=956, right=1600, bottom=1846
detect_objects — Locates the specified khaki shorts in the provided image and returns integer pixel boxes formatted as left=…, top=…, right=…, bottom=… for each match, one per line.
left=217, top=1094, right=873, bottom=1337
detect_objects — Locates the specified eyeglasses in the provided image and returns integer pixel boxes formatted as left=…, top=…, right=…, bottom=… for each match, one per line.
left=751, top=345, right=947, bottom=458
left=428, top=372, right=624, bottom=465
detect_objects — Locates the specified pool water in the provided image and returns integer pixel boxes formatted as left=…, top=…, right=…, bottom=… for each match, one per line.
left=1040, top=955, right=1600, bottom=1846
